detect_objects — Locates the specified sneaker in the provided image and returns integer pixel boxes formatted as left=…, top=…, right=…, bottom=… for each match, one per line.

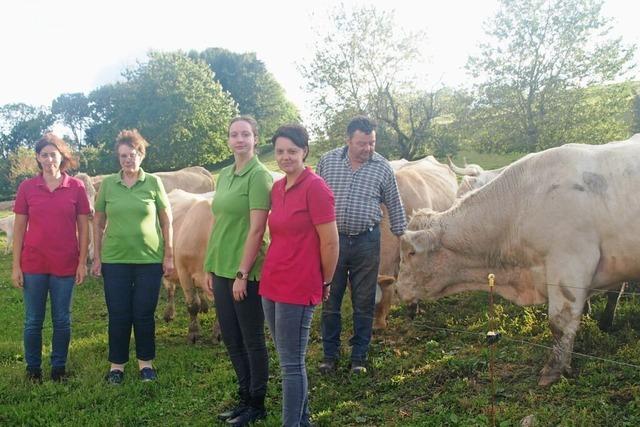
left=139, top=367, right=157, bottom=382
left=105, top=369, right=124, bottom=385
left=218, top=403, right=249, bottom=421
left=318, top=358, right=337, bottom=375
left=26, top=368, right=42, bottom=383
left=226, top=406, right=267, bottom=426
left=350, top=360, right=367, bottom=374
left=51, top=366, right=67, bottom=382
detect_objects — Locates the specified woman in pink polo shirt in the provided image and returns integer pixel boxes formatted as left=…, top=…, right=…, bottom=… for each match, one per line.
left=11, top=133, right=91, bottom=383
left=260, top=124, right=339, bottom=426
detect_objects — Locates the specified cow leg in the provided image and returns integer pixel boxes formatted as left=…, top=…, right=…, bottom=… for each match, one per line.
left=199, top=292, right=210, bottom=313
left=186, top=294, right=201, bottom=344
left=163, top=278, right=176, bottom=322
left=374, top=276, right=396, bottom=330
left=540, top=254, right=595, bottom=386
left=178, top=268, right=202, bottom=344
left=212, top=317, right=222, bottom=343
left=599, top=282, right=625, bottom=332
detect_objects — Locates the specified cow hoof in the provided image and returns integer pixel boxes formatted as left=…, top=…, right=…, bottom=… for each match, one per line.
left=187, top=332, right=199, bottom=344
left=163, top=308, right=175, bottom=322
left=373, top=321, right=387, bottom=331
left=538, top=368, right=562, bottom=387
left=200, top=300, right=209, bottom=313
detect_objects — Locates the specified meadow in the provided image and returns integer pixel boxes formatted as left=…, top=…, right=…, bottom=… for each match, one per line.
left=1, top=152, right=640, bottom=426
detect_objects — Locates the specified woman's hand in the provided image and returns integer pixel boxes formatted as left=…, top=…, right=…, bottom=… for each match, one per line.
left=75, top=263, right=87, bottom=285
left=232, top=278, right=248, bottom=302
left=11, top=265, right=23, bottom=289
left=323, top=284, right=331, bottom=302
left=91, top=259, right=102, bottom=277
left=163, top=254, right=175, bottom=277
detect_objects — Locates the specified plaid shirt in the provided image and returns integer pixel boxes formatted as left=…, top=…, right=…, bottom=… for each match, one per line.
left=316, top=146, right=406, bottom=236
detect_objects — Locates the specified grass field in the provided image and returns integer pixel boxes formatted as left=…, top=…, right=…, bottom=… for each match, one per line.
left=2, top=233, right=640, bottom=426
left=1, top=152, right=640, bottom=426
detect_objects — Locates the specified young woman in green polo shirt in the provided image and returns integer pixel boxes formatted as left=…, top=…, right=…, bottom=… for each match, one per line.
left=205, top=116, right=273, bottom=426
left=92, top=129, right=174, bottom=385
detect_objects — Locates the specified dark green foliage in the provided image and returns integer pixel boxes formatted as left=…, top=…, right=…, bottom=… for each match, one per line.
left=82, top=52, right=237, bottom=174
left=190, top=48, right=300, bottom=144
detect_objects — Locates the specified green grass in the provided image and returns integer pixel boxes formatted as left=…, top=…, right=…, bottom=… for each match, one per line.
left=2, top=233, right=640, bottom=426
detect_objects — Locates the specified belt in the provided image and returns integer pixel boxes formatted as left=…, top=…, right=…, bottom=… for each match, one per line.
left=341, top=224, right=378, bottom=237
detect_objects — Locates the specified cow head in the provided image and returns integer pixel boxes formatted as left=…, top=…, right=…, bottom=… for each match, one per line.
left=395, top=209, right=459, bottom=303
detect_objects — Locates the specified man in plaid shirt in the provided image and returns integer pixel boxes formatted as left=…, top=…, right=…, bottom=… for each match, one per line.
left=316, top=116, right=406, bottom=374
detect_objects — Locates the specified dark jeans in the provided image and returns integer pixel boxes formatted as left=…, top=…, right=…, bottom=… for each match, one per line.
left=102, top=263, right=163, bottom=364
left=263, top=297, right=315, bottom=427
left=213, top=275, right=268, bottom=403
left=23, top=274, right=75, bottom=369
left=321, top=225, right=380, bottom=363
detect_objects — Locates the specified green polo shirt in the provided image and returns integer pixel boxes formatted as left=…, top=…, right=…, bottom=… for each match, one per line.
left=95, top=168, right=169, bottom=263
left=204, top=156, right=273, bottom=280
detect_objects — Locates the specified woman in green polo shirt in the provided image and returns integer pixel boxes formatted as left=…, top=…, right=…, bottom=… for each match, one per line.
left=205, top=116, right=273, bottom=426
left=91, top=129, right=174, bottom=385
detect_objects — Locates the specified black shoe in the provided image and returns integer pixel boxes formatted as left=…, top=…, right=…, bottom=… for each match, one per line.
left=105, top=369, right=124, bottom=385
left=26, top=368, right=42, bottom=383
left=51, top=366, right=67, bottom=382
left=350, top=360, right=367, bottom=374
left=318, top=358, right=337, bottom=374
left=139, top=367, right=157, bottom=382
left=218, top=403, right=249, bottom=421
left=226, top=406, right=267, bottom=426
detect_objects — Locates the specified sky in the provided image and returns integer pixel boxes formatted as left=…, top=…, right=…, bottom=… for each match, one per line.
left=1, top=0, right=638, bottom=126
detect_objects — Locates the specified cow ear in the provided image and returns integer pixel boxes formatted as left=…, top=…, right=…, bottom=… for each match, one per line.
left=402, top=229, right=437, bottom=254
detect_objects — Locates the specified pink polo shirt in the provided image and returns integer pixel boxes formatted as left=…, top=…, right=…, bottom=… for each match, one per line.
left=14, top=173, right=91, bottom=276
left=260, top=168, right=335, bottom=305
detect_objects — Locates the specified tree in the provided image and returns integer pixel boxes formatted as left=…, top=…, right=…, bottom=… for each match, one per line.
left=467, top=0, right=636, bottom=152
left=0, top=103, right=53, bottom=159
left=301, top=5, right=462, bottom=159
left=84, top=52, right=238, bottom=173
left=51, top=93, right=92, bottom=149
left=190, top=48, right=299, bottom=146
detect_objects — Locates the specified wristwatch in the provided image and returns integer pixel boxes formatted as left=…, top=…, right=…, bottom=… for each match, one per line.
left=236, top=271, right=249, bottom=280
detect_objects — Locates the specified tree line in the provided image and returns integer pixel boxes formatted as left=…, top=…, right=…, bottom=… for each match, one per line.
left=1, top=0, right=638, bottom=200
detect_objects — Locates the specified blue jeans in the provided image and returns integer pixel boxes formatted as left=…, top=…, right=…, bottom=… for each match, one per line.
left=321, top=225, right=380, bottom=363
left=102, top=263, right=163, bottom=364
left=23, top=274, right=75, bottom=370
left=263, top=298, right=315, bottom=427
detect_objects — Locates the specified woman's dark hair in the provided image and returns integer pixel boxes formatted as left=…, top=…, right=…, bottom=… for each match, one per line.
left=271, top=124, right=309, bottom=161
left=35, top=133, right=77, bottom=172
left=229, top=115, right=259, bottom=140
left=115, top=129, right=149, bottom=156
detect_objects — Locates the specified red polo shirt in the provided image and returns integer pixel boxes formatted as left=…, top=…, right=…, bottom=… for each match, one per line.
left=260, top=168, right=335, bottom=305
left=14, top=173, right=91, bottom=276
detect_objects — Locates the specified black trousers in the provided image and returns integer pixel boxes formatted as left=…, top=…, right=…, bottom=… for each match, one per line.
left=213, top=274, right=268, bottom=404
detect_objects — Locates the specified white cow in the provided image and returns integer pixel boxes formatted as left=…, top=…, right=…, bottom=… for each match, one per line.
left=374, top=156, right=458, bottom=329
left=397, top=135, right=640, bottom=386
left=162, top=189, right=218, bottom=343
left=0, top=215, right=15, bottom=254
left=447, top=157, right=507, bottom=197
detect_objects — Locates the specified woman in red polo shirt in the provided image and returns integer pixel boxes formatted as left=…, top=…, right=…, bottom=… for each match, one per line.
left=260, top=124, right=339, bottom=426
left=11, top=133, right=91, bottom=383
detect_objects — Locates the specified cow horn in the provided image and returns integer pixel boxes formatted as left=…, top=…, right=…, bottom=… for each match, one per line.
left=448, top=157, right=480, bottom=176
